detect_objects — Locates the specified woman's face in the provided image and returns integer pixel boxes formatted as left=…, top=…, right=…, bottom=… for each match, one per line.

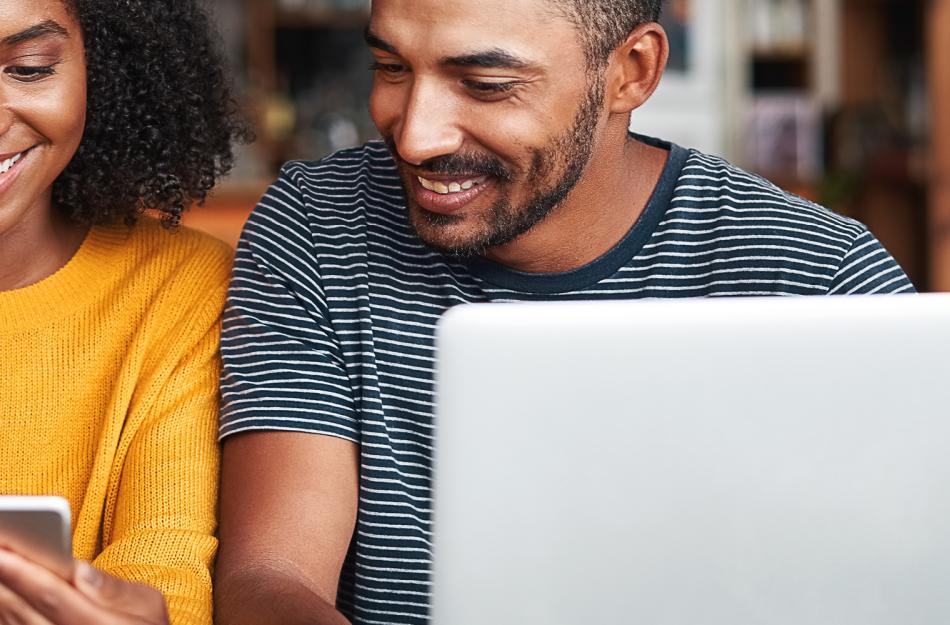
left=0, top=0, right=86, bottom=235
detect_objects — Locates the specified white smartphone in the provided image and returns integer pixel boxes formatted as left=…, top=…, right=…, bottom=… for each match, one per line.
left=0, top=496, right=72, bottom=573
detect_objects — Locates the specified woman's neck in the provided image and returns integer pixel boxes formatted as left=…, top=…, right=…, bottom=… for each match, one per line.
left=0, top=207, right=89, bottom=292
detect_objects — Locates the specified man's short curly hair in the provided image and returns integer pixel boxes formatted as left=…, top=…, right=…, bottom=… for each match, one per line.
left=554, top=0, right=663, bottom=66
left=58, top=0, right=248, bottom=227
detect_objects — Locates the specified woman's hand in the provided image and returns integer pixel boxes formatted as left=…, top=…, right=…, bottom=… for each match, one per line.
left=0, top=549, right=169, bottom=624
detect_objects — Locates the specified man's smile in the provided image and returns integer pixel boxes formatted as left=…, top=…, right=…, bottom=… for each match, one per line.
left=417, top=175, right=486, bottom=194
left=411, top=173, right=492, bottom=214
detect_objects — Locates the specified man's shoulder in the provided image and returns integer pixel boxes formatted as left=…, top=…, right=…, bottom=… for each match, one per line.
left=280, top=140, right=401, bottom=194
left=240, top=140, right=406, bottom=242
left=235, top=141, right=440, bottom=286
left=635, top=145, right=915, bottom=295
left=671, top=148, right=868, bottom=247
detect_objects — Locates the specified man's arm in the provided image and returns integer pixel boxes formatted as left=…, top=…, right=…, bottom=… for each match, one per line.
left=214, top=431, right=359, bottom=625
left=216, top=165, right=363, bottom=624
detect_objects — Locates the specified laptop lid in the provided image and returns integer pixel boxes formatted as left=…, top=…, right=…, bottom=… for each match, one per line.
left=431, top=295, right=950, bottom=625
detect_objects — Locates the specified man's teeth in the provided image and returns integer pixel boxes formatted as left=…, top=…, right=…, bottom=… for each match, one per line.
left=418, top=176, right=478, bottom=195
left=0, top=152, right=23, bottom=175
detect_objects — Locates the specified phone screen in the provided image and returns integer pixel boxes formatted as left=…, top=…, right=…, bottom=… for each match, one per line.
left=0, top=497, right=73, bottom=575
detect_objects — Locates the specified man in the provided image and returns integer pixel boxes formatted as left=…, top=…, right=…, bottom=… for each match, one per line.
left=213, top=1, right=914, bottom=624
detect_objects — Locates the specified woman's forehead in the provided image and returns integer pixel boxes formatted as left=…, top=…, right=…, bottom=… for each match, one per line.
left=0, top=0, right=78, bottom=39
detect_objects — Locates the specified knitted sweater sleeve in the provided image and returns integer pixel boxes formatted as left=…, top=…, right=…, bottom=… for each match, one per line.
left=90, top=258, right=228, bottom=625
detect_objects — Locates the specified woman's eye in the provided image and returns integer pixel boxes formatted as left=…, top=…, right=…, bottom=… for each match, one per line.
left=5, top=66, right=56, bottom=82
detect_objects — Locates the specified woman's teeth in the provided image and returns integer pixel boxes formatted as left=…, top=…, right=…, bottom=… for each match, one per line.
left=0, top=152, right=23, bottom=175
left=418, top=176, right=479, bottom=195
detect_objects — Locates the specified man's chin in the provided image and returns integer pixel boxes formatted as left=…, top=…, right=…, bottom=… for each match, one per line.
left=407, top=207, right=490, bottom=258
left=413, top=204, right=464, bottom=228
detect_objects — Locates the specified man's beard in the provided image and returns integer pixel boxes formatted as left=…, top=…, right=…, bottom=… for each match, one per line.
left=386, top=79, right=604, bottom=258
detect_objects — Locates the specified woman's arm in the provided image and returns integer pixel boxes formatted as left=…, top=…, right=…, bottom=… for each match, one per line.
left=92, top=303, right=224, bottom=625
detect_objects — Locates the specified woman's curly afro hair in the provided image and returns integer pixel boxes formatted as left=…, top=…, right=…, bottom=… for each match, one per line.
left=58, top=0, right=249, bottom=227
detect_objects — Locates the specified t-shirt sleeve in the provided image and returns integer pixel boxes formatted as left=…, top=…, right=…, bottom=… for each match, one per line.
left=827, top=229, right=916, bottom=294
left=219, top=169, right=360, bottom=443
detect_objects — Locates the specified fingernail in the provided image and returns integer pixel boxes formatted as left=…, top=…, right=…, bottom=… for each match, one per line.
left=78, top=562, right=103, bottom=589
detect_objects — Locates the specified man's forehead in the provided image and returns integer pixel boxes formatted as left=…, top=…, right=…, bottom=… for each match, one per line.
left=368, top=0, right=580, bottom=61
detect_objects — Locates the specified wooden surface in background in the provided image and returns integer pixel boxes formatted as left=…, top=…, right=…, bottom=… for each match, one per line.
left=841, top=0, right=887, bottom=108
left=839, top=0, right=927, bottom=287
left=930, top=0, right=950, bottom=291
left=181, top=182, right=267, bottom=248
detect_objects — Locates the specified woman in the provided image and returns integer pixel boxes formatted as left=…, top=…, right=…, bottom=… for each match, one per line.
left=0, top=0, right=246, bottom=623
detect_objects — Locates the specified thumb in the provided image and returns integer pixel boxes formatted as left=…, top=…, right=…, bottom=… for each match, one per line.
left=73, top=561, right=169, bottom=622
left=73, top=561, right=116, bottom=603
left=73, top=561, right=105, bottom=595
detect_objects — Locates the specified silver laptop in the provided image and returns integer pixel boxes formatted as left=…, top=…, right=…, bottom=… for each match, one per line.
left=431, top=295, right=950, bottom=625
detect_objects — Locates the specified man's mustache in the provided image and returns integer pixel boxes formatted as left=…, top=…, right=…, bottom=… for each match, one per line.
left=384, top=137, right=514, bottom=182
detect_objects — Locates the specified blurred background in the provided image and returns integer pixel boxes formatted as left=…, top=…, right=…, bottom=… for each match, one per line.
left=187, top=0, right=950, bottom=292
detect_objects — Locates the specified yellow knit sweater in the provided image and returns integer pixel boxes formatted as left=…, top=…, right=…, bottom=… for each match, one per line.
left=0, top=217, right=232, bottom=625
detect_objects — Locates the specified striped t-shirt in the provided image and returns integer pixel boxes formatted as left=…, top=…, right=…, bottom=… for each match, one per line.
left=220, top=137, right=913, bottom=625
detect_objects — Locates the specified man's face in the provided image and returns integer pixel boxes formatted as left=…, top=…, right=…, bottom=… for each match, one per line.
left=368, top=0, right=604, bottom=257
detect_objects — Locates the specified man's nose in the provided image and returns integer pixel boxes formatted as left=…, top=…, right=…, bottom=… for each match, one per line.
left=394, top=81, right=464, bottom=167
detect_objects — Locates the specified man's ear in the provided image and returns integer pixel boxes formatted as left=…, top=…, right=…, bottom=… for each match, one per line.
left=604, top=23, right=669, bottom=114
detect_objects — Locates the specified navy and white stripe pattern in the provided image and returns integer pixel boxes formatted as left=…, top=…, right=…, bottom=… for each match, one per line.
left=220, top=138, right=913, bottom=624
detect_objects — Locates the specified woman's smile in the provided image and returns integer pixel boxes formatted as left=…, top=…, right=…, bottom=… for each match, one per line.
left=0, top=147, right=33, bottom=196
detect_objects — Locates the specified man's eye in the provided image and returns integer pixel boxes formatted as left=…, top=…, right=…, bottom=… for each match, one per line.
left=462, top=80, right=518, bottom=95
left=4, top=65, right=56, bottom=82
left=369, top=61, right=407, bottom=75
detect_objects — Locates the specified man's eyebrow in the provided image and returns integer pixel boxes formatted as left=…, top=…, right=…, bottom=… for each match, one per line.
left=364, top=27, right=398, bottom=55
left=363, top=29, right=532, bottom=71
left=441, top=49, right=532, bottom=70
left=2, top=20, right=69, bottom=46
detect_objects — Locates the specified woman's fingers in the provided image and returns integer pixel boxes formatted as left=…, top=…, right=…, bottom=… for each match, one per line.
left=0, top=550, right=106, bottom=625
left=72, top=562, right=168, bottom=624
left=0, top=532, right=73, bottom=582
left=0, top=549, right=168, bottom=625
left=0, top=581, right=56, bottom=625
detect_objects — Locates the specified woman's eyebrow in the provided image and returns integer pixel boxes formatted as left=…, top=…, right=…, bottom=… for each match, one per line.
left=1, top=20, right=69, bottom=47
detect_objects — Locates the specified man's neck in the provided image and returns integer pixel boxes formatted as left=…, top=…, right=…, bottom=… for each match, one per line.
left=482, top=134, right=669, bottom=274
